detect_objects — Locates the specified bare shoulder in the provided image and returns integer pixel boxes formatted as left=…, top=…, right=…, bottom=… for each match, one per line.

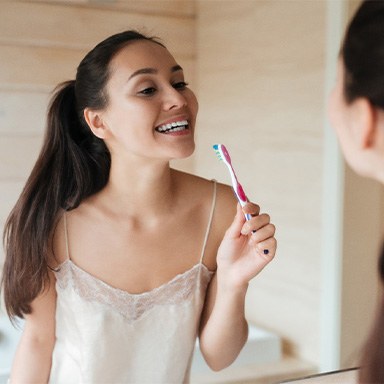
left=172, top=169, right=236, bottom=216
left=51, top=204, right=90, bottom=268
left=172, top=169, right=234, bottom=201
left=173, top=170, right=237, bottom=268
left=215, top=181, right=237, bottom=210
left=204, top=180, right=237, bottom=269
left=50, top=200, right=98, bottom=268
left=172, top=169, right=214, bottom=191
left=212, top=181, right=237, bottom=235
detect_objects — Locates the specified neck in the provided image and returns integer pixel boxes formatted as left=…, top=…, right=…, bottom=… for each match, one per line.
left=102, top=159, right=178, bottom=218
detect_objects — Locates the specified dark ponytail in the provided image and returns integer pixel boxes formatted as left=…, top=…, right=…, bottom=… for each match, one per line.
left=48, top=80, right=110, bottom=210
left=2, top=30, right=163, bottom=320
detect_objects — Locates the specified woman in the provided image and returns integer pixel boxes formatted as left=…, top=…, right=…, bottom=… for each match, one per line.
left=1, top=30, right=276, bottom=383
left=329, top=1, right=384, bottom=382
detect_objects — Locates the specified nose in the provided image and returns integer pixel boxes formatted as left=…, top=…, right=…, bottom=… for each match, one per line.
left=162, top=86, right=187, bottom=111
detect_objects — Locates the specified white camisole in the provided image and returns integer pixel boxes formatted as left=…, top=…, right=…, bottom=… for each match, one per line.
left=49, top=181, right=217, bottom=384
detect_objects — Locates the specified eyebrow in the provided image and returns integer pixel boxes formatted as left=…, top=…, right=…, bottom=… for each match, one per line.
left=128, top=65, right=183, bottom=81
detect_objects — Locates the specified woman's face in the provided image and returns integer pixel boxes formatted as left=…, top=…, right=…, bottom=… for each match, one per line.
left=98, top=40, right=198, bottom=163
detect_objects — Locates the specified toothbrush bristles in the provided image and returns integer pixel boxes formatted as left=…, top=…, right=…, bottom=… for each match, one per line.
left=212, top=144, right=224, bottom=161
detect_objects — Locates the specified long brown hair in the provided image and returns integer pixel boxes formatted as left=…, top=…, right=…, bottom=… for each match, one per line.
left=341, top=1, right=384, bottom=382
left=1, top=30, right=164, bottom=320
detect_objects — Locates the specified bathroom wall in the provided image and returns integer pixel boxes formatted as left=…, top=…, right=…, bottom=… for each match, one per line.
left=1, top=0, right=382, bottom=375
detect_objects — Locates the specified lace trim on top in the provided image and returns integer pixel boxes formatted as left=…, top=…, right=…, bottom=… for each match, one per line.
left=54, top=260, right=214, bottom=323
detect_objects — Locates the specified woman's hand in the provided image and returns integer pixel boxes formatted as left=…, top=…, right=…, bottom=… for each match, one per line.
left=216, top=202, right=276, bottom=290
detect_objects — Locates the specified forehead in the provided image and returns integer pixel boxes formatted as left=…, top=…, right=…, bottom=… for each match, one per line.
left=109, top=40, right=178, bottom=75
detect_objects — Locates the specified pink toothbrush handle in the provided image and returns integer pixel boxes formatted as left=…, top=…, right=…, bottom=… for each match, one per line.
left=236, top=183, right=247, bottom=203
left=235, top=182, right=252, bottom=221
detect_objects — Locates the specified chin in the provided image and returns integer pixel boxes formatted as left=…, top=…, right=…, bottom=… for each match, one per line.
left=173, top=143, right=195, bottom=159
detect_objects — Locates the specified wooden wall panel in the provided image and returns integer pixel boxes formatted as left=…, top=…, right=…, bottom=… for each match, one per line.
left=28, top=0, right=195, bottom=17
left=0, top=181, right=25, bottom=262
left=0, top=46, right=84, bottom=89
left=0, top=91, right=49, bottom=134
left=0, top=2, right=195, bottom=59
left=0, top=136, right=43, bottom=181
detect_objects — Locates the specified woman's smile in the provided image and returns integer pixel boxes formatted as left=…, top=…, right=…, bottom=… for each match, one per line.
left=155, top=116, right=191, bottom=136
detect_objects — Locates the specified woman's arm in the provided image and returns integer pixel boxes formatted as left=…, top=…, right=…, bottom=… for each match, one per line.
left=199, top=274, right=248, bottom=371
left=10, top=270, right=56, bottom=383
left=199, top=202, right=276, bottom=371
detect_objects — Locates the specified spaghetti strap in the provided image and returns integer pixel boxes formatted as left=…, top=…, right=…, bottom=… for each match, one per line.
left=199, top=180, right=217, bottom=265
left=63, top=211, right=70, bottom=261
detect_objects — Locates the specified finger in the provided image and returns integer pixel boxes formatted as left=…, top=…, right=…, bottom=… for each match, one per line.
left=248, top=237, right=277, bottom=275
left=249, top=223, right=276, bottom=243
left=241, top=213, right=271, bottom=235
left=255, top=237, right=277, bottom=259
left=242, top=202, right=260, bottom=217
left=225, top=203, right=246, bottom=238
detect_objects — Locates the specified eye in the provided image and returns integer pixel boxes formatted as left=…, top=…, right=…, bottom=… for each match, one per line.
left=173, top=81, right=189, bottom=90
left=138, top=87, right=157, bottom=96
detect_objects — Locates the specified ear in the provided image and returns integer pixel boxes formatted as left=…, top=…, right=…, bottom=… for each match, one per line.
left=83, top=108, right=110, bottom=140
left=352, top=98, right=377, bottom=149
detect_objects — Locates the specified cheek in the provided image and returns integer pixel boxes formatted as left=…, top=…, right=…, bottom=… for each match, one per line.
left=328, top=86, right=350, bottom=141
left=328, top=88, right=354, bottom=157
left=187, top=92, right=199, bottom=120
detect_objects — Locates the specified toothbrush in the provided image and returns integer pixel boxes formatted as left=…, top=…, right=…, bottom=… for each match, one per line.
left=212, top=144, right=252, bottom=221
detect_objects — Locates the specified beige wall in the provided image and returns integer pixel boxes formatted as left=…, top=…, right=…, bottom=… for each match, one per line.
left=195, top=0, right=325, bottom=364
left=1, top=0, right=383, bottom=374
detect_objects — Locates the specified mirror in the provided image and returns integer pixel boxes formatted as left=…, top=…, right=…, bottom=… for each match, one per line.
left=0, top=1, right=381, bottom=383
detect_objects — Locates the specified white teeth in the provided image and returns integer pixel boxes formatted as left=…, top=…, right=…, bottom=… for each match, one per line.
left=156, top=120, right=188, bottom=133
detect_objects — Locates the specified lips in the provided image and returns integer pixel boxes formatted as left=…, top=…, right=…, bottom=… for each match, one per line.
left=155, top=119, right=189, bottom=134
